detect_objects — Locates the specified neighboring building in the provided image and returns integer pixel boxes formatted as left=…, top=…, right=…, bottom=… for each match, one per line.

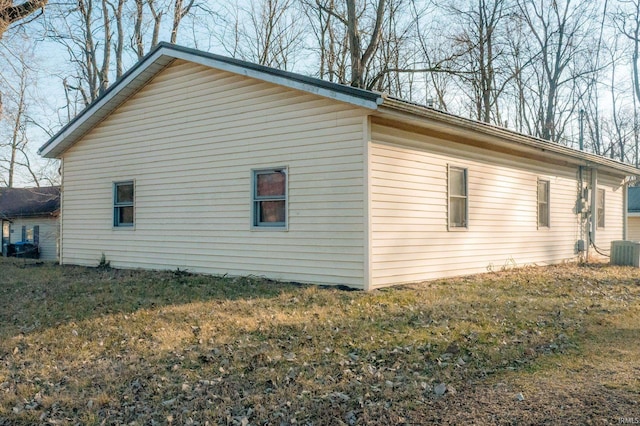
left=0, top=186, right=60, bottom=261
left=38, top=43, right=640, bottom=289
left=627, top=186, right=640, bottom=241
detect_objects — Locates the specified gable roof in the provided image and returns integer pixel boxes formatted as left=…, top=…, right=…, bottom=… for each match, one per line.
left=38, top=43, right=382, bottom=158
left=39, top=43, right=640, bottom=178
left=629, top=187, right=640, bottom=213
left=0, top=186, right=61, bottom=219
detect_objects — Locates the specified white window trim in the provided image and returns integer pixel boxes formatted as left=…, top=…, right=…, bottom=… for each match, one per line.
left=447, top=165, right=468, bottom=231
left=113, top=180, right=135, bottom=228
left=251, top=167, right=288, bottom=230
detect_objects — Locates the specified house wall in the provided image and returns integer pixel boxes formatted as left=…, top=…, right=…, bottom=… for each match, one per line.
left=60, top=60, right=369, bottom=287
left=368, top=122, right=601, bottom=288
left=6, top=216, right=59, bottom=261
left=628, top=216, right=640, bottom=241
left=593, top=172, right=625, bottom=253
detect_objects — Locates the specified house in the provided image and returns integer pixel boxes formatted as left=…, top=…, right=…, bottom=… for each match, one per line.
left=38, top=43, right=640, bottom=289
left=0, top=186, right=60, bottom=261
left=627, top=186, right=640, bottom=241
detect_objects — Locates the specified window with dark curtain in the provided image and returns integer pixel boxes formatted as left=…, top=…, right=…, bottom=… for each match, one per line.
left=253, top=169, right=287, bottom=227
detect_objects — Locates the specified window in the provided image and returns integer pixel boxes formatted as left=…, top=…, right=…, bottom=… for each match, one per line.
left=114, top=181, right=134, bottom=227
left=448, top=166, right=468, bottom=229
left=597, top=188, right=605, bottom=228
left=2, top=221, right=8, bottom=245
left=21, top=225, right=39, bottom=243
left=252, top=168, right=287, bottom=228
left=537, top=179, right=550, bottom=228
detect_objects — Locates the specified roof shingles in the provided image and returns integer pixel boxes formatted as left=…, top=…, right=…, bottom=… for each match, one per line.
left=0, top=187, right=61, bottom=219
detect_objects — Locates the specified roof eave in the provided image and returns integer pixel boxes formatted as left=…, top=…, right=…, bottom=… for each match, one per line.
left=378, top=98, right=640, bottom=177
left=0, top=213, right=57, bottom=219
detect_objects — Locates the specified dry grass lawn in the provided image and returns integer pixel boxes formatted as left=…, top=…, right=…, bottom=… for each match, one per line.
left=0, top=258, right=639, bottom=425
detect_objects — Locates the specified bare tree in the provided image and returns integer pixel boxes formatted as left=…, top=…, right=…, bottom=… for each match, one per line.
left=0, top=0, right=47, bottom=39
left=110, top=0, right=125, bottom=78
left=0, top=0, right=49, bottom=119
left=502, top=14, right=535, bottom=133
left=304, top=0, right=386, bottom=87
left=408, top=1, right=462, bottom=109
left=612, top=0, right=640, bottom=166
left=3, top=64, right=28, bottom=187
left=132, top=0, right=163, bottom=59
left=367, top=0, right=425, bottom=97
left=44, top=0, right=114, bottom=105
left=614, top=0, right=640, bottom=109
left=170, top=0, right=194, bottom=43
left=0, top=49, right=44, bottom=187
left=217, top=0, right=305, bottom=70
left=444, top=0, right=510, bottom=123
left=345, top=0, right=385, bottom=87
left=305, top=0, right=457, bottom=98
left=46, top=0, right=202, bottom=112
left=302, top=0, right=350, bottom=82
left=515, top=0, right=598, bottom=141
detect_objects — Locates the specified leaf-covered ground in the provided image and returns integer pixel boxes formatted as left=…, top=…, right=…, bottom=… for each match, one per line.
left=0, top=259, right=639, bottom=425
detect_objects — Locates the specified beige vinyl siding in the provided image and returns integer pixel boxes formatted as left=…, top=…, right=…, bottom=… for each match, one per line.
left=369, top=122, right=582, bottom=288
left=593, top=172, right=625, bottom=253
left=61, top=60, right=368, bottom=287
left=8, top=217, right=59, bottom=261
left=628, top=217, right=640, bottom=241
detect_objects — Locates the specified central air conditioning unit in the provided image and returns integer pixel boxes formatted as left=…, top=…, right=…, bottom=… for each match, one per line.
left=610, top=241, right=640, bottom=267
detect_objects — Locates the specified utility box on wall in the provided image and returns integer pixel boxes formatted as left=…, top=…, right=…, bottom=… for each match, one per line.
left=610, top=241, right=640, bottom=267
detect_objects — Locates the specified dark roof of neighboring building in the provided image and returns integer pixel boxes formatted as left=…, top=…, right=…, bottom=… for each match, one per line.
left=0, top=186, right=61, bottom=219
left=629, top=187, right=640, bottom=213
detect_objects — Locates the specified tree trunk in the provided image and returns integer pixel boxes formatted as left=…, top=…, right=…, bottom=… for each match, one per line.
left=148, top=0, right=162, bottom=48
left=133, top=0, right=144, bottom=58
left=7, top=67, right=27, bottom=187
left=114, top=0, right=124, bottom=78
left=171, top=0, right=194, bottom=44
left=99, top=0, right=111, bottom=94
left=344, top=0, right=386, bottom=88
left=346, top=0, right=362, bottom=87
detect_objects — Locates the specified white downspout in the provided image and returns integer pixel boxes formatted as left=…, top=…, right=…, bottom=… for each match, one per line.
left=59, top=159, right=64, bottom=264
left=590, top=168, right=598, bottom=256
left=624, top=180, right=629, bottom=241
